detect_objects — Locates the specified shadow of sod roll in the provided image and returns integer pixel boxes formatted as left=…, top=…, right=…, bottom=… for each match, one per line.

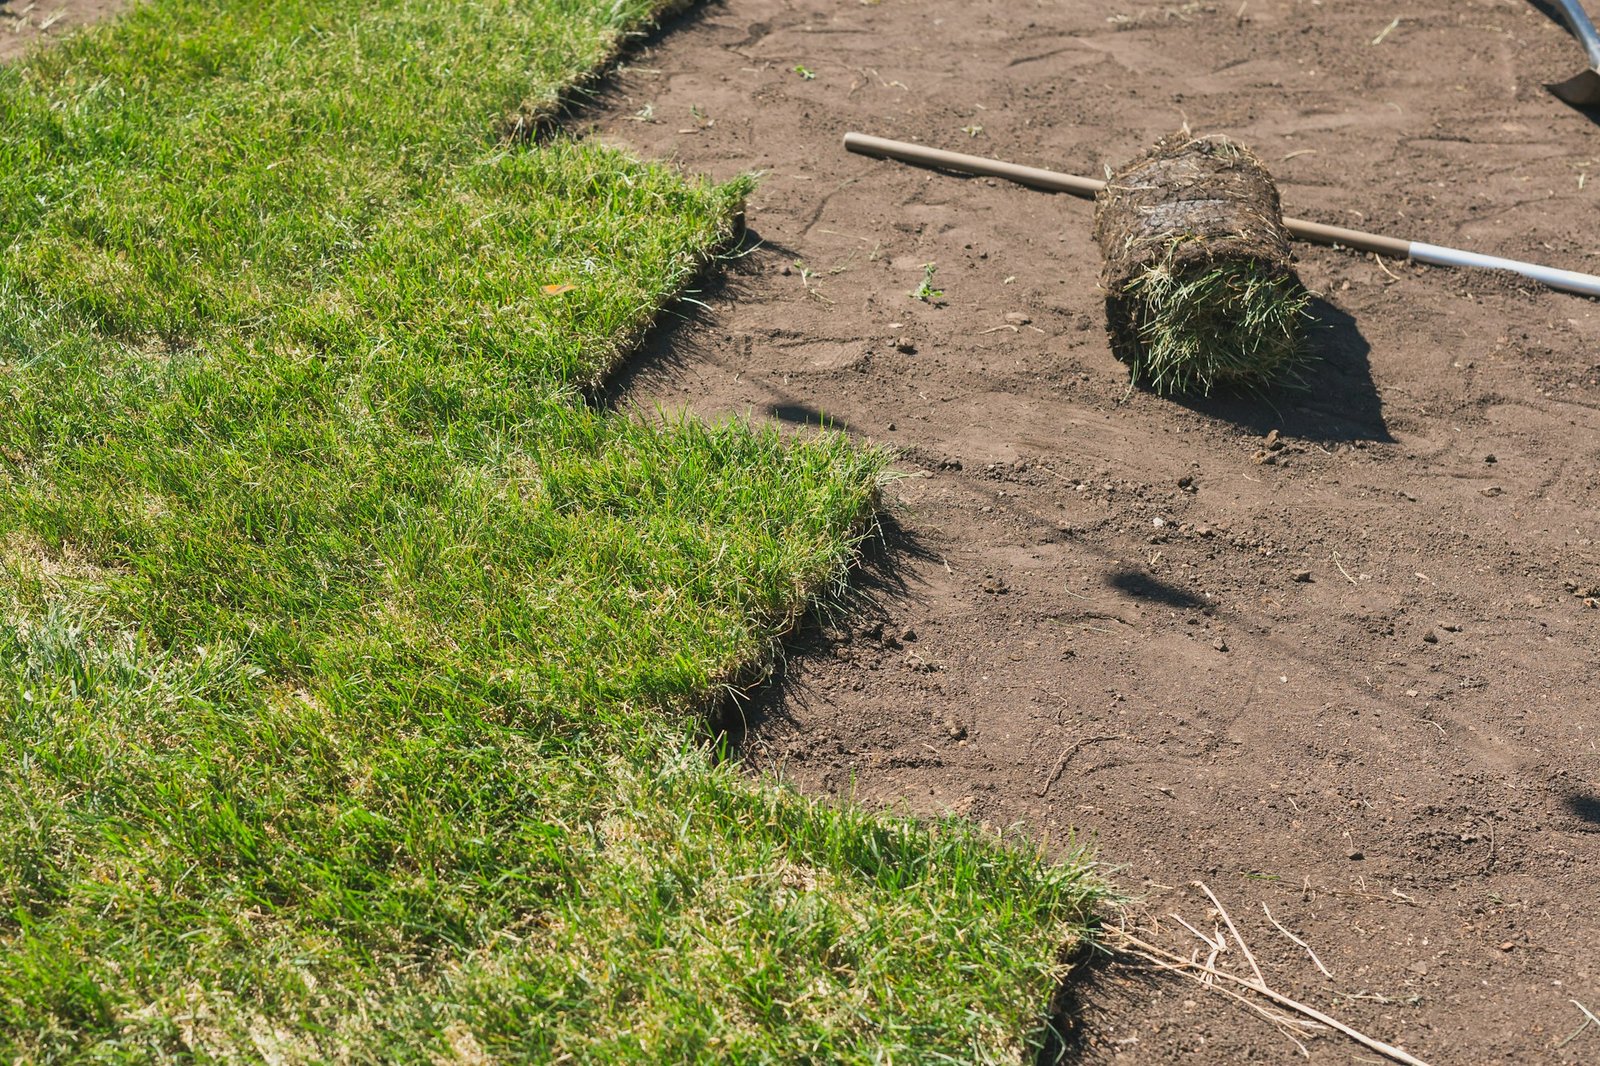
left=1093, top=134, right=1312, bottom=396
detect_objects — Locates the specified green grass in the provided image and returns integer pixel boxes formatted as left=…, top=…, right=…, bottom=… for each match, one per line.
left=0, top=1, right=1101, bottom=1061
left=1121, top=254, right=1312, bottom=395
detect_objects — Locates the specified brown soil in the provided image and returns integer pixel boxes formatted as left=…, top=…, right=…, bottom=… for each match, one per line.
left=0, top=0, right=124, bottom=62
left=589, top=1, right=1600, bottom=1062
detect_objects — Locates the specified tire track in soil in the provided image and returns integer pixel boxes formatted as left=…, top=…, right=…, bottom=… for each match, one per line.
left=594, top=1, right=1600, bottom=1062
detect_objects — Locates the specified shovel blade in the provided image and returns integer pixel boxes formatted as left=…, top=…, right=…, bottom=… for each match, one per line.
left=1551, top=67, right=1600, bottom=106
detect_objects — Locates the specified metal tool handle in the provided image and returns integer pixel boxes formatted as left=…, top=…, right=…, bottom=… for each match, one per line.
left=842, top=132, right=1412, bottom=257
left=844, top=130, right=1600, bottom=298
left=1551, top=0, right=1600, bottom=69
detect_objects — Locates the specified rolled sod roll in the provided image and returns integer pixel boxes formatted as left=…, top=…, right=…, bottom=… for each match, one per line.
left=1092, top=134, right=1310, bottom=395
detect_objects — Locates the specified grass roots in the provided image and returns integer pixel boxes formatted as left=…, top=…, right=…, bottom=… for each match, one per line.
left=1123, top=256, right=1312, bottom=395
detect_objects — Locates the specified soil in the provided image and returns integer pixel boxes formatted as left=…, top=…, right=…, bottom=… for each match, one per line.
left=0, top=0, right=124, bottom=62
left=586, top=1, right=1600, bottom=1062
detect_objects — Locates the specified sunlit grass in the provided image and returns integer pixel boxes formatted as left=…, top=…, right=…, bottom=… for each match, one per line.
left=1120, top=254, right=1312, bottom=395
left=0, top=1, right=1101, bottom=1061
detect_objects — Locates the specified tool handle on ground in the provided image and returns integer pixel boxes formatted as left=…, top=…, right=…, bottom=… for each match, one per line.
left=1407, top=242, right=1600, bottom=297
left=1275, top=218, right=1409, bottom=260
left=843, top=132, right=1106, bottom=197
left=844, top=130, right=1600, bottom=299
left=1552, top=0, right=1600, bottom=67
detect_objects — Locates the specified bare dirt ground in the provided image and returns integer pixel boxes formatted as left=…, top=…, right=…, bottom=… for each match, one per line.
left=589, top=1, right=1600, bottom=1062
left=0, top=0, right=122, bottom=61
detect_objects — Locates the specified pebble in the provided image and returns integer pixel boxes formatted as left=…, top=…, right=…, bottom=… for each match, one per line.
left=1438, top=620, right=1462, bottom=632
left=1212, top=638, right=1229, bottom=652
left=1423, top=631, right=1439, bottom=644
left=1292, top=569, right=1313, bottom=583
left=1347, top=849, right=1365, bottom=860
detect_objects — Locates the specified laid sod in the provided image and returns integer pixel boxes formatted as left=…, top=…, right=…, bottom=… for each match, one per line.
left=0, top=1, right=1100, bottom=1061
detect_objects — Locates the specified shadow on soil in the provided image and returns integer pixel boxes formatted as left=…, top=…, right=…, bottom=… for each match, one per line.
left=1032, top=941, right=1198, bottom=1065
left=1565, top=792, right=1600, bottom=828
left=1169, top=297, right=1393, bottom=444
left=597, top=225, right=817, bottom=413
left=511, top=0, right=727, bottom=141
left=1107, top=568, right=1208, bottom=611
left=710, top=511, right=934, bottom=757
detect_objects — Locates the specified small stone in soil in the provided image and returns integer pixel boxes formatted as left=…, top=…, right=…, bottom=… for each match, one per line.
left=1347, top=849, right=1365, bottom=860
left=895, top=337, right=917, bottom=354
left=1004, top=311, right=1032, bottom=325
left=1212, top=638, right=1229, bottom=652
left=1292, top=569, right=1312, bottom=582
left=900, top=626, right=918, bottom=642
left=1264, top=429, right=1282, bottom=450
left=1423, top=631, right=1439, bottom=644
left=1438, top=620, right=1462, bottom=632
